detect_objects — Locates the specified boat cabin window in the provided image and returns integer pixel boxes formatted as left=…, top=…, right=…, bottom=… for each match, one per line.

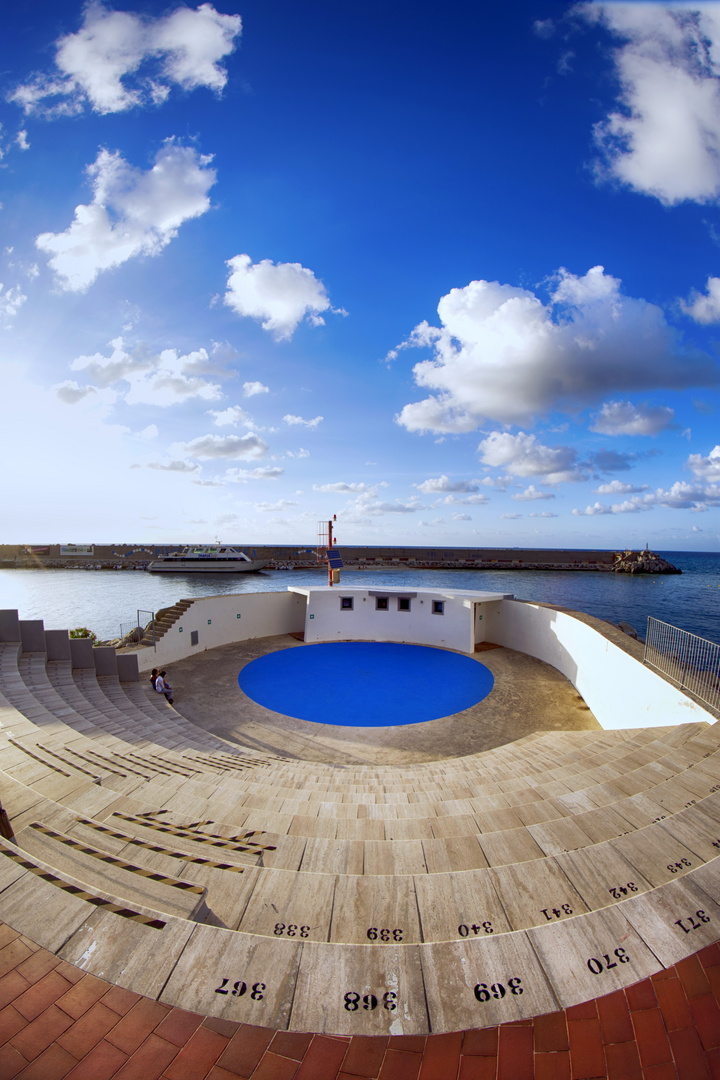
left=375, top=597, right=389, bottom=610
left=432, top=601, right=444, bottom=615
left=397, top=597, right=411, bottom=612
left=340, top=597, right=353, bottom=610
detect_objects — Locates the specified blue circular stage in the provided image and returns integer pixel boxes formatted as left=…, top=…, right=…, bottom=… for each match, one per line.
left=238, top=641, right=494, bottom=727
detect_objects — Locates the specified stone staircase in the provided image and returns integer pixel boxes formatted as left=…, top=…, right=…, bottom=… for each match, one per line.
left=140, top=599, right=194, bottom=646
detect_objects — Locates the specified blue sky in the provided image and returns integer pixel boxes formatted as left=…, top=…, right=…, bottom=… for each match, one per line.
left=2, top=0, right=720, bottom=550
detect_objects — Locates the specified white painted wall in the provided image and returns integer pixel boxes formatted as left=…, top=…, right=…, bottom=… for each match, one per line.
left=129, top=590, right=713, bottom=732
left=484, top=599, right=715, bottom=729
left=292, top=587, right=509, bottom=654
left=131, top=591, right=305, bottom=671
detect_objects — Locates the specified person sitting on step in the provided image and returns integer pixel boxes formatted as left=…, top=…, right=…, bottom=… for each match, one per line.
left=154, top=670, right=173, bottom=704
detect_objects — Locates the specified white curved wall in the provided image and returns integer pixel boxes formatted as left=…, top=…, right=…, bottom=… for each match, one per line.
left=132, top=591, right=305, bottom=671
left=484, top=599, right=715, bottom=729
left=130, top=589, right=715, bottom=731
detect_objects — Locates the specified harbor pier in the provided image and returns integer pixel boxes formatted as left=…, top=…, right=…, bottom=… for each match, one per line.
left=0, top=543, right=680, bottom=573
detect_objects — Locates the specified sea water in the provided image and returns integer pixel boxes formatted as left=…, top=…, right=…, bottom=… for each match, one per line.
left=0, top=551, right=717, bottom=645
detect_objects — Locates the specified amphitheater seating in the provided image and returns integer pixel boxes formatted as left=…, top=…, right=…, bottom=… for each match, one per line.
left=0, top=606, right=719, bottom=1048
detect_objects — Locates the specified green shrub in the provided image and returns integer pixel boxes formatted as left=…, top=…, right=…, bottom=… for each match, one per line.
left=69, top=627, right=98, bottom=645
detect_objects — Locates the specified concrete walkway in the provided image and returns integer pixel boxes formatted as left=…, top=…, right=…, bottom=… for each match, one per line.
left=167, top=636, right=601, bottom=765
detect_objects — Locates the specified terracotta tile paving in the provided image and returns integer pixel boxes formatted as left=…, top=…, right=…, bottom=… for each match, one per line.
left=0, top=922, right=718, bottom=1078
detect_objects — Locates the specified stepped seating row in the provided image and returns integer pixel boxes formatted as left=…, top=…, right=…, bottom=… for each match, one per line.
left=0, top=792, right=719, bottom=1034
left=0, top=608, right=719, bottom=1036
left=3, top=768, right=720, bottom=943
left=3, top=701, right=719, bottom=857
left=2, top=611, right=284, bottom=761
left=2, top=637, right=720, bottom=862
left=9, top=613, right=716, bottom=807
left=11, top=631, right=717, bottom=798
left=2, top=759, right=720, bottom=953
left=4, top=630, right=716, bottom=812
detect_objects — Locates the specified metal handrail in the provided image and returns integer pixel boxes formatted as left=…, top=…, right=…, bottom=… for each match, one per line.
left=644, top=617, right=719, bottom=713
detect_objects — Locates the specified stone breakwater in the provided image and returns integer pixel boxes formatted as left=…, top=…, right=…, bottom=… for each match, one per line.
left=0, top=543, right=681, bottom=573
left=613, top=550, right=681, bottom=575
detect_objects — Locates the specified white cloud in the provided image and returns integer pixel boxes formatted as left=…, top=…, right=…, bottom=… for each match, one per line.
left=36, top=141, right=215, bottom=291
left=511, top=484, right=556, bottom=501
left=415, top=475, right=483, bottom=494
left=10, top=2, right=241, bottom=117
left=179, top=433, right=268, bottom=459
left=362, top=500, right=421, bottom=515
left=501, top=513, right=522, bottom=519
left=590, top=399, right=675, bottom=436
left=686, top=444, right=720, bottom=482
left=343, top=488, right=424, bottom=517
left=243, top=380, right=269, bottom=397
left=393, top=266, right=712, bottom=431
left=434, top=493, right=489, bottom=506
left=283, top=413, right=323, bottom=428
left=577, top=3, right=720, bottom=205
left=572, top=499, right=643, bottom=516
left=147, top=459, right=200, bottom=473
left=534, top=18, right=555, bottom=39
left=207, top=405, right=253, bottom=427
left=286, top=448, right=310, bottom=459
left=255, top=499, right=298, bottom=511
left=681, top=276, right=720, bottom=323
left=15, top=130, right=29, bottom=151
left=529, top=511, right=558, bottom=518
left=589, top=449, right=639, bottom=473
left=139, top=424, right=158, bottom=439
left=593, top=479, right=649, bottom=495
left=225, top=255, right=340, bottom=341
left=478, top=431, right=586, bottom=484
left=0, top=283, right=27, bottom=325
left=70, top=338, right=222, bottom=406
left=314, top=481, right=373, bottom=493
left=653, top=480, right=720, bottom=509
left=574, top=478, right=720, bottom=515
left=225, top=466, right=284, bottom=482
left=54, top=380, right=99, bottom=404
left=71, top=337, right=152, bottom=385
left=451, top=513, right=472, bottom=521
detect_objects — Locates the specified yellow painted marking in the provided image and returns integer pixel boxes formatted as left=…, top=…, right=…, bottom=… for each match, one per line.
left=112, top=813, right=276, bottom=853
left=78, top=818, right=245, bottom=873
left=0, top=848, right=166, bottom=927
left=29, top=823, right=206, bottom=893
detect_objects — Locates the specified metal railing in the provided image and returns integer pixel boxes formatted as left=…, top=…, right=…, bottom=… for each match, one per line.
left=137, top=609, right=155, bottom=651
left=644, top=617, right=720, bottom=713
left=119, top=611, right=155, bottom=649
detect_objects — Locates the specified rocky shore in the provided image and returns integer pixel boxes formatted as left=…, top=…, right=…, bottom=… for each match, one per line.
left=613, top=549, right=681, bottom=574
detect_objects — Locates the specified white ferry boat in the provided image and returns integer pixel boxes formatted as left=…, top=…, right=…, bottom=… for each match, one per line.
left=146, top=545, right=267, bottom=573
